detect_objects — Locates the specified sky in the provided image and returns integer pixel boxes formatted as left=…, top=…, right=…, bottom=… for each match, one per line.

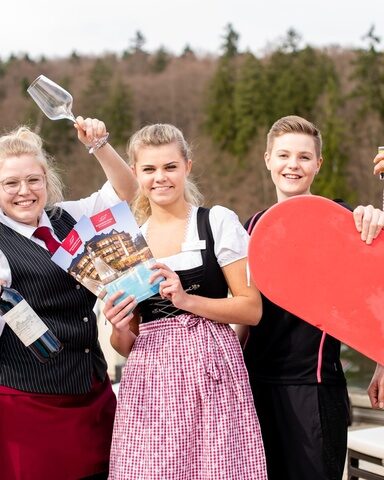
left=2, top=0, right=384, bottom=59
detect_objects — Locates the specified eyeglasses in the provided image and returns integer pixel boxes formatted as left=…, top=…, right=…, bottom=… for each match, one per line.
left=0, top=174, right=46, bottom=194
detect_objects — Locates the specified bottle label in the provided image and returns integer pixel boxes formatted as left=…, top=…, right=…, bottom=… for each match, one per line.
left=2, top=299, right=48, bottom=346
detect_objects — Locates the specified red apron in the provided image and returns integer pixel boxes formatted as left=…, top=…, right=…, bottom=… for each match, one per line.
left=0, top=377, right=116, bottom=480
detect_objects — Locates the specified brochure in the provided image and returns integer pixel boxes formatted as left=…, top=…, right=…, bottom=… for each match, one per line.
left=51, top=201, right=161, bottom=302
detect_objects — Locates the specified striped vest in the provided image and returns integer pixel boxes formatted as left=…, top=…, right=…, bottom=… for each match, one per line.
left=0, top=209, right=107, bottom=394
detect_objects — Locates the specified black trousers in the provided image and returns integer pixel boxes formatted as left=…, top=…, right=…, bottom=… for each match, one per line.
left=252, top=383, right=350, bottom=480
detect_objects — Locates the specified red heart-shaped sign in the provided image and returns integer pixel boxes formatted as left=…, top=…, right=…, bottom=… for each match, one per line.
left=248, top=195, right=384, bottom=365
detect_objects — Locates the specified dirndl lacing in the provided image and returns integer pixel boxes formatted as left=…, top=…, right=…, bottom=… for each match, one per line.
left=139, top=314, right=244, bottom=402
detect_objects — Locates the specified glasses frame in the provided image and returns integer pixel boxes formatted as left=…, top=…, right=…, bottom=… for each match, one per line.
left=0, top=174, right=47, bottom=194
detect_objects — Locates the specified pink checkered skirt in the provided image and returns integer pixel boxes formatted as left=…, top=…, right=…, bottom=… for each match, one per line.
left=109, top=314, right=267, bottom=479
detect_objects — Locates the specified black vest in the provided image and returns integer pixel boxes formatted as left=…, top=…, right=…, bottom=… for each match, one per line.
left=140, top=207, right=229, bottom=322
left=0, top=209, right=107, bottom=394
left=243, top=205, right=346, bottom=385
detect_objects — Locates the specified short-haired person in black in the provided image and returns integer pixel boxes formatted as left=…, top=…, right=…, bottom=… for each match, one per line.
left=241, top=115, right=384, bottom=480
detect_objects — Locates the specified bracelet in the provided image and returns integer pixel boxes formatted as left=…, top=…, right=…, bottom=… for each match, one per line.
left=87, top=133, right=110, bottom=155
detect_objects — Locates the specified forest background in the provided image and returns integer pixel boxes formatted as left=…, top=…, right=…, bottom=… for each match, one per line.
left=1, top=23, right=382, bottom=384
left=2, top=24, right=384, bottom=220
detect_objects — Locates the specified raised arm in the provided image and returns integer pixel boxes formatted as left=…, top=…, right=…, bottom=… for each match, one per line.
left=75, top=116, right=137, bottom=203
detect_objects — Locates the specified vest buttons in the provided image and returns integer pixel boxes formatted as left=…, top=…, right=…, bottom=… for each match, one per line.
left=76, top=284, right=81, bottom=290
left=83, top=317, right=89, bottom=322
left=84, top=348, right=90, bottom=354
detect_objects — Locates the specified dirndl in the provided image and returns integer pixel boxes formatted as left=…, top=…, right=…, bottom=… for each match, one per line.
left=109, top=314, right=267, bottom=480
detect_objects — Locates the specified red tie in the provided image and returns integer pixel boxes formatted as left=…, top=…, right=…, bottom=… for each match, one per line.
left=33, top=226, right=61, bottom=254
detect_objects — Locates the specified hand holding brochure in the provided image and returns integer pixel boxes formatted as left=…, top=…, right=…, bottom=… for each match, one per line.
left=52, top=201, right=161, bottom=302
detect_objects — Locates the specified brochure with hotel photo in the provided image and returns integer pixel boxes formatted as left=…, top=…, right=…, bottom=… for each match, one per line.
left=51, top=201, right=161, bottom=302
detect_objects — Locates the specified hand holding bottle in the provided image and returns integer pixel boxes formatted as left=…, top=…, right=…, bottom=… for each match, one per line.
left=0, top=286, right=63, bottom=363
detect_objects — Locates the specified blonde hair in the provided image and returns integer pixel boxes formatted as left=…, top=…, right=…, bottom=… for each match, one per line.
left=127, top=123, right=203, bottom=224
left=0, top=126, right=64, bottom=214
left=266, top=115, right=322, bottom=158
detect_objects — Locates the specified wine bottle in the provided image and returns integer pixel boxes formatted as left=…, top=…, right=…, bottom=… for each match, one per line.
left=0, top=286, right=63, bottom=363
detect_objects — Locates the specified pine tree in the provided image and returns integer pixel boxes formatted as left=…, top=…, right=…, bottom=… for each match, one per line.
left=221, top=23, right=239, bottom=58
left=131, top=31, right=146, bottom=54
left=181, top=44, right=195, bottom=59
left=351, top=25, right=384, bottom=121
left=313, top=74, right=354, bottom=202
left=151, top=46, right=170, bottom=73
left=102, top=80, right=133, bottom=146
left=233, top=52, right=266, bottom=159
left=123, top=31, right=146, bottom=59
left=204, top=24, right=240, bottom=153
left=265, top=42, right=336, bottom=123
left=81, top=59, right=112, bottom=118
left=20, top=77, right=30, bottom=98
left=205, top=56, right=237, bottom=152
left=280, top=28, right=302, bottom=53
left=70, top=51, right=80, bottom=63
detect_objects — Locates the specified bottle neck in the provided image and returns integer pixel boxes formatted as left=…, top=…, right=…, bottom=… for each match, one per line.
left=0, top=286, right=22, bottom=315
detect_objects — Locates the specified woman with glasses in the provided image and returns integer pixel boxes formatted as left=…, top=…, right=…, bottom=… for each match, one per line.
left=0, top=117, right=137, bottom=480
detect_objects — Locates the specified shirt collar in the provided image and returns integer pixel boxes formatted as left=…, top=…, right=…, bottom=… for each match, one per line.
left=0, top=209, right=54, bottom=239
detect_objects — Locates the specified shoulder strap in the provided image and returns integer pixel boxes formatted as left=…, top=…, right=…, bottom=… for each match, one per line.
left=196, top=206, right=228, bottom=295
left=196, top=206, right=213, bottom=246
left=247, top=211, right=264, bottom=234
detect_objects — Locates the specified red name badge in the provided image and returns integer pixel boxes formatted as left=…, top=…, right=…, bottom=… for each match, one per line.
left=61, top=229, right=83, bottom=255
left=91, top=208, right=116, bottom=232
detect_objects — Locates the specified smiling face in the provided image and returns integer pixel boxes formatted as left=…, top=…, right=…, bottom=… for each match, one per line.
left=133, top=142, right=192, bottom=209
left=0, top=154, right=47, bottom=226
left=265, top=133, right=323, bottom=202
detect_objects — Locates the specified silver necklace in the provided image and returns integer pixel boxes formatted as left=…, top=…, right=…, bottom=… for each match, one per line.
left=144, top=204, right=193, bottom=245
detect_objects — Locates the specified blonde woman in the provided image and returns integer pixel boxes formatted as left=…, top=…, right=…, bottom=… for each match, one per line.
left=0, top=117, right=137, bottom=480
left=104, top=124, right=267, bottom=480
